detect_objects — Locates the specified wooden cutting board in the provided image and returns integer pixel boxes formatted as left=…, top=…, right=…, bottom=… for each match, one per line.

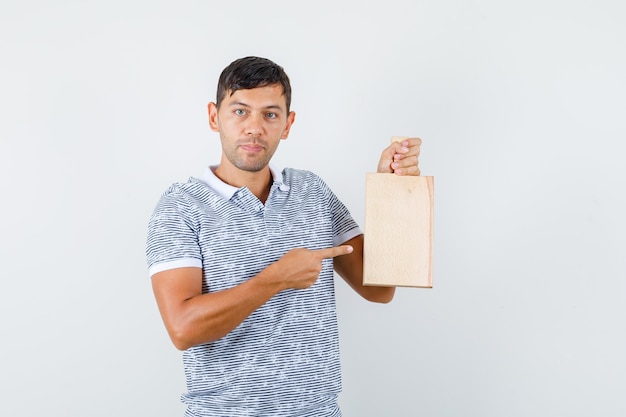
left=363, top=136, right=434, bottom=288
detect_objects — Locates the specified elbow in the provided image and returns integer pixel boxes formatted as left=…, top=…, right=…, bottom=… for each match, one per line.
left=363, top=287, right=395, bottom=304
left=378, top=294, right=395, bottom=304
left=369, top=294, right=394, bottom=304
left=172, top=339, right=192, bottom=351
left=167, top=321, right=199, bottom=351
left=169, top=328, right=194, bottom=351
left=168, top=321, right=225, bottom=351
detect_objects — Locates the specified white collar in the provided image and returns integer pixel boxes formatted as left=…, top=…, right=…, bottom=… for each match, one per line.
left=198, top=165, right=289, bottom=200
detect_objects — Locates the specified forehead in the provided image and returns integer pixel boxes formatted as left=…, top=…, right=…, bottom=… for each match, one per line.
left=225, top=84, right=287, bottom=110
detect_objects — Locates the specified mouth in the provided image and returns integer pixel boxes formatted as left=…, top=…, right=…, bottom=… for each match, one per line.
left=239, top=142, right=266, bottom=153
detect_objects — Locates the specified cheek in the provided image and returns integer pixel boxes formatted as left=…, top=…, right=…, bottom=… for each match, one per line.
left=219, top=117, right=242, bottom=133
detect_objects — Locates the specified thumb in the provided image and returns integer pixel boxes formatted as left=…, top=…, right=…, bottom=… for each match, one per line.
left=377, top=142, right=404, bottom=173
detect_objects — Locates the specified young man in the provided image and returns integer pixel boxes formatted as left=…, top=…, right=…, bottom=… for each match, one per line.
left=146, top=56, right=422, bottom=417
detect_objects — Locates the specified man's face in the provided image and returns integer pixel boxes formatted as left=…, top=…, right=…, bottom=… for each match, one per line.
left=209, top=84, right=295, bottom=173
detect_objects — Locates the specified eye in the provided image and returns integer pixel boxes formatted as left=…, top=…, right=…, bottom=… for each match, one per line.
left=234, top=109, right=246, bottom=116
left=266, top=112, right=277, bottom=119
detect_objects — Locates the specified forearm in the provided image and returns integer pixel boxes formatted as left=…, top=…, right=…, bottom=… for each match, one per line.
left=334, top=235, right=396, bottom=303
left=191, top=285, right=281, bottom=345
left=353, top=281, right=396, bottom=303
left=345, top=271, right=396, bottom=303
left=154, top=266, right=285, bottom=350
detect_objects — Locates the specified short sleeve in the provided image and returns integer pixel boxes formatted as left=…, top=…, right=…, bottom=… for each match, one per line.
left=314, top=175, right=363, bottom=245
left=145, top=187, right=203, bottom=276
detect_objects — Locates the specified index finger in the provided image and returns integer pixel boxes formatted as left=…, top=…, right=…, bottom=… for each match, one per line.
left=391, top=136, right=422, bottom=147
left=395, top=137, right=422, bottom=152
left=406, top=137, right=422, bottom=147
left=313, top=245, right=354, bottom=259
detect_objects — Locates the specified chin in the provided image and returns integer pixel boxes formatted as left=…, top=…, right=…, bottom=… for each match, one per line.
left=234, top=161, right=268, bottom=173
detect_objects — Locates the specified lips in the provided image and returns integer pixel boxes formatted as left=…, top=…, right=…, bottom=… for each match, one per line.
left=239, top=142, right=266, bottom=153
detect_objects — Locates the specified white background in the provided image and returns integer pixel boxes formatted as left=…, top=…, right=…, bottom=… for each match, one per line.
left=1, top=1, right=625, bottom=416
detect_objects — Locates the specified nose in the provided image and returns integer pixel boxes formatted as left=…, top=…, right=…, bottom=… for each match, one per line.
left=245, top=113, right=263, bottom=136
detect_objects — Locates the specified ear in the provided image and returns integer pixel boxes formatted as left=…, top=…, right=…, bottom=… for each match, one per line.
left=281, top=111, right=296, bottom=140
left=208, top=102, right=219, bottom=132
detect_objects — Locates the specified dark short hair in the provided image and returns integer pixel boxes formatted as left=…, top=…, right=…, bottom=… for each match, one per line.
left=216, top=56, right=292, bottom=111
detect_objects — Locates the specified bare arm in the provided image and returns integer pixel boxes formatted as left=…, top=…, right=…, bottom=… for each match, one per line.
left=333, top=234, right=395, bottom=303
left=152, top=245, right=353, bottom=350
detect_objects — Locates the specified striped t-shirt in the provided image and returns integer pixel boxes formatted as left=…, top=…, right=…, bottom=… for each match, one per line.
left=146, top=166, right=362, bottom=417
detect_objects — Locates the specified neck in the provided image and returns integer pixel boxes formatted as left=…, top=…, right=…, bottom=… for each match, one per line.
left=214, top=163, right=272, bottom=204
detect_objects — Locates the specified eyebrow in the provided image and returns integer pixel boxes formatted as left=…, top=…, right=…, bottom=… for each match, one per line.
left=228, top=101, right=284, bottom=112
